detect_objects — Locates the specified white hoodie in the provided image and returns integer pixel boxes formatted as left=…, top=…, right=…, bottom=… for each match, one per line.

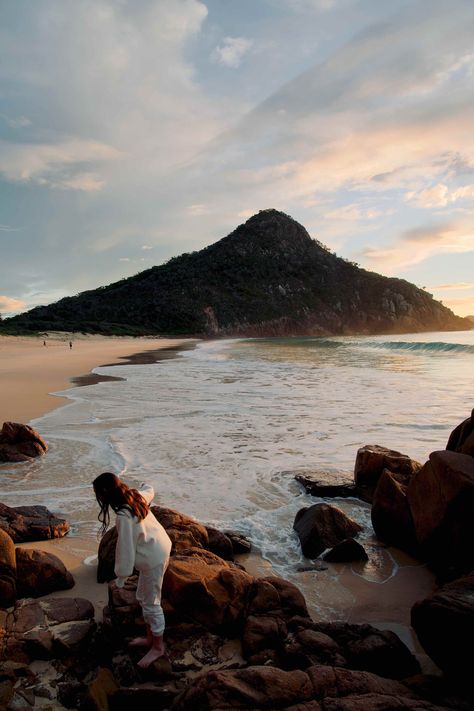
left=114, top=483, right=172, bottom=584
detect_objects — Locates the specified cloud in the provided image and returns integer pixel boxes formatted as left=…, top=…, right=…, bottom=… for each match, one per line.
left=0, top=295, right=26, bottom=314
left=0, top=224, right=19, bottom=232
left=0, top=113, right=32, bottom=128
left=212, top=37, right=253, bottom=68
left=360, top=220, right=474, bottom=271
left=441, top=295, right=474, bottom=316
left=324, top=203, right=393, bottom=221
left=406, top=182, right=474, bottom=208
left=430, top=281, right=474, bottom=290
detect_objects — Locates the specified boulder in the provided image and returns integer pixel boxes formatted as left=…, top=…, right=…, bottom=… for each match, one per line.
left=152, top=506, right=209, bottom=551
left=163, top=547, right=252, bottom=631
left=411, top=572, right=474, bottom=677
left=205, top=526, right=234, bottom=561
left=97, top=527, right=118, bottom=583
left=0, top=528, right=16, bottom=607
left=407, top=450, right=474, bottom=579
left=371, top=469, right=418, bottom=554
left=0, top=422, right=48, bottom=462
left=295, top=474, right=359, bottom=500
left=322, top=538, right=368, bottom=563
left=0, top=503, right=69, bottom=543
left=446, top=409, right=474, bottom=457
left=293, top=504, right=362, bottom=559
left=354, top=445, right=421, bottom=503
left=0, top=597, right=95, bottom=662
left=224, top=530, right=252, bottom=555
left=171, top=665, right=315, bottom=710
left=306, top=621, right=420, bottom=680
left=15, top=548, right=74, bottom=598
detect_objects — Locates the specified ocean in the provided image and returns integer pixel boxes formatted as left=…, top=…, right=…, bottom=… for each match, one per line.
left=2, top=330, right=473, bottom=625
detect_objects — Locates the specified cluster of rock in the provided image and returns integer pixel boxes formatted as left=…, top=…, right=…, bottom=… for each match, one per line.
left=295, top=409, right=474, bottom=694
left=0, top=422, right=48, bottom=463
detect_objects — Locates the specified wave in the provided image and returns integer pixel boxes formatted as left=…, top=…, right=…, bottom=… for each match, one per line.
left=358, top=340, right=474, bottom=354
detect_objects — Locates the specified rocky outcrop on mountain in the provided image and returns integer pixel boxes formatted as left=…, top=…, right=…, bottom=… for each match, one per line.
left=0, top=422, right=48, bottom=463
left=6, top=210, right=469, bottom=336
left=293, top=503, right=363, bottom=559
left=0, top=502, right=70, bottom=542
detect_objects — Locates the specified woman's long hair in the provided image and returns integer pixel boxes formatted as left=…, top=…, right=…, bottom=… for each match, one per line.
left=93, top=472, right=149, bottom=537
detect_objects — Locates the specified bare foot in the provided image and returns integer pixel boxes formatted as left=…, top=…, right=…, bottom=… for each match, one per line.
left=128, top=636, right=151, bottom=648
left=137, top=642, right=166, bottom=669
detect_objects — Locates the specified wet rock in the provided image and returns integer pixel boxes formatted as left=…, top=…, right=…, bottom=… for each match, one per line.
left=97, top=528, right=118, bottom=584
left=293, top=503, right=362, bottom=559
left=321, top=694, right=451, bottom=710
left=0, top=503, right=69, bottom=543
left=15, top=548, right=74, bottom=598
left=371, top=468, right=418, bottom=554
left=224, top=530, right=252, bottom=555
left=446, top=408, right=474, bottom=457
left=205, top=526, right=234, bottom=561
left=411, top=572, right=474, bottom=678
left=407, top=450, right=474, bottom=579
left=354, top=445, right=421, bottom=503
left=322, top=538, right=368, bottom=563
left=295, top=474, right=359, bottom=500
left=152, top=506, right=209, bottom=552
left=0, top=422, right=48, bottom=463
left=85, top=667, right=119, bottom=710
left=0, top=528, right=16, bottom=607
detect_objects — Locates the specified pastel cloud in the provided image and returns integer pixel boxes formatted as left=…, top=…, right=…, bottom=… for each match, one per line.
left=212, top=37, right=253, bottom=68
left=406, top=183, right=474, bottom=208
left=0, top=295, right=26, bottom=314
left=360, top=220, right=474, bottom=271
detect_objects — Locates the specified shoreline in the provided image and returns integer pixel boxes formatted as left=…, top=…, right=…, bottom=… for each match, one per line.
left=0, top=333, right=197, bottom=424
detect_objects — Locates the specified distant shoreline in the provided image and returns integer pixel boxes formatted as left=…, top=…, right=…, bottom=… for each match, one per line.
left=0, top=333, right=196, bottom=425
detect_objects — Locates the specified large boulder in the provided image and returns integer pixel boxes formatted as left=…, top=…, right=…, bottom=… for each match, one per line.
left=446, top=409, right=474, bottom=457
left=354, top=445, right=421, bottom=503
left=293, top=504, right=362, bottom=559
left=152, top=506, right=209, bottom=551
left=407, top=450, right=474, bottom=579
left=411, top=572, right=474, bottom=677
left=0, top=422, right=48, bottom=462
left=0, top=529, right=16, bottom=607
left=0, top=503, right=69, bottom=543
left=15, top=548, right=74, bottom=598
left=163, top=548, right=252, bottom=632
left=371, top=469, right=418, bottom=554
left=323, top=538, right=368, bottom=563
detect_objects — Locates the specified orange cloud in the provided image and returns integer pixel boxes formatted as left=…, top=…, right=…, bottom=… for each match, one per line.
left=0, top=295, right=26, bottom=313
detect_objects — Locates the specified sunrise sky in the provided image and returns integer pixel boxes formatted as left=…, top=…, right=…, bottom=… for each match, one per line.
left=1, top=0, right=473, bottom=317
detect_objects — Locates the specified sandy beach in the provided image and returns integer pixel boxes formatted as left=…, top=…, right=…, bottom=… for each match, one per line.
left=1, top=332, right=438, bottom=673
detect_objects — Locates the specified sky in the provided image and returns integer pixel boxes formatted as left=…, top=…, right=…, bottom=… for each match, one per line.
left=1, top=0, right=473, bottom=317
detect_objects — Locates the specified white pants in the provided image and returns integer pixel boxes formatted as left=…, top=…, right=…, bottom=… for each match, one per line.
left=135, top=559, right=169, bottom=636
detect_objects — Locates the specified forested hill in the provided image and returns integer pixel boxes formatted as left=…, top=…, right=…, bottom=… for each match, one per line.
left=5, top=210, right=470, bottom=336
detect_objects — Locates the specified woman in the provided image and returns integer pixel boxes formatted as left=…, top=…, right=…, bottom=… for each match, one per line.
left=93, top=472, right=172, bottom=668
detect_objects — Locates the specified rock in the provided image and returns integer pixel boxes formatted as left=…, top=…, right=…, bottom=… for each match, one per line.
left=307, top=666, right=411, bottom=700
left=446, top=408, right=474, bottom=457
left=321, top=694, right=451, bottom=710
left=407, top=450, right=474, bottom=579
left=0, top=503, right=69, bottom=543
left=15, top=548, right=74, bottom=598
left=0, top=597, right=95, bottom=662
left=152, top=506, right=209, bottom=552
left=0, top=528, right=16, bottom=607
left=293, top=504, right=362, bottom=559
left=97, top=527, right=118, bottom=583
left=307, top=622, right=420, bottom=679
left=295, top=474, right=360, bottom=500
left=411, top=572, right=474, bottom=677
left=0, top=422, right=48, bottom=462
left=322, top=538, right=368, bottom=563
left=371, top=469, right=418, bottom=554
left=224, top=530, right=252, bottom=555
left=171, top=665, right=315, bottom=710
left=354, top=445, right=421, bottom=503
left=163, top=547, right=252, bottom=632
left=84, top=667, right=119, bottom=710
left=205, top=526, right=234, bottom=561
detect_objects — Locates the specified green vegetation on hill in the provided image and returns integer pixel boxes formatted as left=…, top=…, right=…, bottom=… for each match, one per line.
left=4, top=210, right=470, bottom=337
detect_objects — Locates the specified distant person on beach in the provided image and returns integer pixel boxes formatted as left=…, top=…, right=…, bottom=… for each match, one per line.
left=69, top=341, right=72, bottom=349
left=93, top=472, right=172, bottom=667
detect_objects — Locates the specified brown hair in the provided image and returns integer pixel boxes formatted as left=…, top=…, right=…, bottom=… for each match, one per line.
left=93, top=472, right=149, bottom=536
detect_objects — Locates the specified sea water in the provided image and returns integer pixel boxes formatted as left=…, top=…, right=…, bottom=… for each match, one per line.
left=2, top=330, right=473, bottom=621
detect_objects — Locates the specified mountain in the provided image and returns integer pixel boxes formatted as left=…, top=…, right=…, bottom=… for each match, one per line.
left=5, top=210, right=470, bottom=337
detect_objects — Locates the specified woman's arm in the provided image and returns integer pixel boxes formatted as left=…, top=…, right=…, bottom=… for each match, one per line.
left=138, top=482, right=155, bottom=505
left=114, top=511, right=136, bottom=585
